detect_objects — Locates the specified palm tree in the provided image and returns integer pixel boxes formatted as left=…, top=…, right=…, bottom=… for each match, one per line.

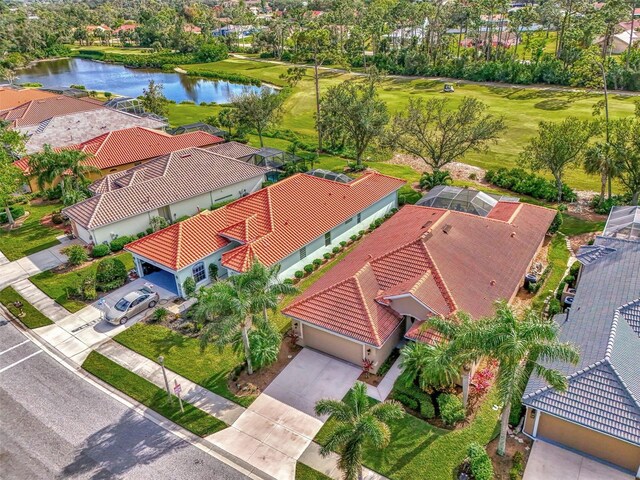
left=194, top=275, right=257, bottom=374
left=398, top=340, right=461, bottom=392
left=245, top=261, right=299, bottom=326
left=316, top=382, right=404, bottom=480
left=28, top=146, right=97, bottom=200
left=452, top=301, right=579, bottom=456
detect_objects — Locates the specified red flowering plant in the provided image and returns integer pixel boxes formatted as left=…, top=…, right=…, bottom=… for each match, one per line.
left=362, top=358, right=375, bottom=377
left=470, top=359, right=498, bottom=398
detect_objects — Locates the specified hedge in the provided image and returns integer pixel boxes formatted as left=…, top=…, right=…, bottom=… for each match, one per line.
left=438, top=393, right=465, bottom=425
left=393, top=381, right=435, bottom=419
left=467, top=442, right=494, bottom=480
left=485, top=168, right=577, bottom=203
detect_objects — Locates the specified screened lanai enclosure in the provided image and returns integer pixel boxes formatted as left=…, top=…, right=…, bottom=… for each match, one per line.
left=306, top=169, right=352, bottom=183
left=603, top=206, right=640, bottom=241
left=416, top=185, right=519, bottom=217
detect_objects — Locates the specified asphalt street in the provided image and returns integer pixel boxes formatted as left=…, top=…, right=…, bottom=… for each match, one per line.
left=0, top=317, right=249, bottom=480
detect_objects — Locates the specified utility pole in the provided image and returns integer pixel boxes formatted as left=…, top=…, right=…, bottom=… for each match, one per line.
left=157, top=355, right=174, bottom=405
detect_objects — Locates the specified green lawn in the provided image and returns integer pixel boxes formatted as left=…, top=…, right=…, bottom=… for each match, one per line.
left=177, top=57, right=637, bottom=192
left=0, top=202, right=62, bottom=261
left=559, top=214, right=605, bottom=236
left=315, top=390, right=500, bottom=480
left=0, top=286, right=53, bottom=328
left=166, top=102, right=222, bottom=127
left=30, top=252, right=134, bottom=313
left=295, top=463, right=331, bottom=480
left=82, top=351, right=226, bottom=436
left=533, top=234, right=571, bottom=310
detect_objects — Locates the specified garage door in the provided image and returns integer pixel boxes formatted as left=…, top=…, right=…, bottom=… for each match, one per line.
left=302, top=324, right=363, bottom=366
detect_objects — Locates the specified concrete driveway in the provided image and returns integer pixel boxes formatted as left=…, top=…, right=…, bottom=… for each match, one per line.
left=210, top=348, right=362, bottom=480
left=33, top=278, right=177, bottom=365
left=523, top=440, right=635, bottom=480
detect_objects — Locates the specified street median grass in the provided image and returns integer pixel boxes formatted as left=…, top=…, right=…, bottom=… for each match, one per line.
left=82, top=351, right=226, bottom=437
left=314, top=390, right=500, bottom=480
left=0, top=286, right=53, bottom=329
left=30, top=252, right=134, bottom=313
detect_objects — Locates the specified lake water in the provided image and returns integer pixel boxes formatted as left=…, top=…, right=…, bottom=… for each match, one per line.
left=17, top=57, right=264, bottom=104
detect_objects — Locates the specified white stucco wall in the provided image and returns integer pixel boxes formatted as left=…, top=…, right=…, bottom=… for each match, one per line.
left=88, top=175, right=265, bottom=245
left=277, top=191, right=398, bottom=280
left=173, top=242, right=238, bottom=297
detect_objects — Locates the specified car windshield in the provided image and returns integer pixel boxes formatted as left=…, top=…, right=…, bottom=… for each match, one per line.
left=114, top=298, right=131, bottom=312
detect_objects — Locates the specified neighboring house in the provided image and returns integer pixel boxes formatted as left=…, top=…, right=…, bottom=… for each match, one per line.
left=86, top=24, right=112, bottom=33
left=183, top=24, right=202, bottom=34
left=15, top=127, right=223, bottom=191
left=125, top=172, right=405, bottom=298
left=62, top=147, right=271, bottom=253
left=595, top=29, right=640, bottom=54
left=0, top=95, right=104, bottom=129
left=0, top=87, right=57, bottom=111
left=113, top=23, right=138, bottom=34
left=522, top=207, right=640, bottom=475
left=17, top=109, right=166, bottom=155
left=283, top=202, right=556, bottom=373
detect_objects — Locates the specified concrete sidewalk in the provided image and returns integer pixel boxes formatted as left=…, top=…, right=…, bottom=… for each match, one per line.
left=12, top=279, right=70, bottom=322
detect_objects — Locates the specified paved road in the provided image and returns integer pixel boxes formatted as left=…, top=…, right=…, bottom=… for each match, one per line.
left=0, top=318, right=249, bottom=480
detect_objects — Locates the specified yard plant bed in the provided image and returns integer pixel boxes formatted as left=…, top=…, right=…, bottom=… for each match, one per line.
left=485, top=433, right=532, bottom=480
left=114, top=323, right=254, bottom=407
left=82, top=351, right=226, bottom=437
left=30, top=252, right=134, bottom=313
left=315, top=389, right=501, bottom=480
left=0, top=286, right=53, bottom=329
left=0, top=201, right=62, bottom=261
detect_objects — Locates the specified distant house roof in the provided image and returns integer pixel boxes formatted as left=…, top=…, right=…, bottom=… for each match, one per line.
left=183, top=24, right=202, bottom=33
left=523, top=233, right=640, bottom=446
left=0, top=88, right=57, bottom=111
left=86, top=24, right=112, bottom=32
left=114, top=23, right=138, bottom=33
left=16, top=127, right=223, bottom=172
left=17, top=110, right=166, bottom=154
left=62, top=147, right=270, bottom=231
left=0, top=96, right=104, bottom=128
left=283, top=203, right=556, bottom=346
left=125, top=172, right=406, bottom=272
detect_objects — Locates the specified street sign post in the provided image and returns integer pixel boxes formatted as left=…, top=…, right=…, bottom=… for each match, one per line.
left=174, top=380, right=184, bottom=413
left=158, top=355, right=173, bottom=405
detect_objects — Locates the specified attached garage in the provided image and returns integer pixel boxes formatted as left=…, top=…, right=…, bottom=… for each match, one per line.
left=299, top=323, right=363, bottom=366
left=524, top=409, right=640, bottom=473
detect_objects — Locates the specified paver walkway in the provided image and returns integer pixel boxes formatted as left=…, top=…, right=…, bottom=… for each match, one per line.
left=12, top=279, right=70, bottom=322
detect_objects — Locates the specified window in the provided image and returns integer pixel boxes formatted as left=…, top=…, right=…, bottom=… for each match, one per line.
left=345, top=217, right=353, bottom=225
left=357, top=212, right=362, bottom=223
left=192, top=262, right=206, bottom=283
left=299, top=246, right=307, bottom=260
left=324, top=232, right=331, bottom=246
left=214, top=194, right=233, bottom=203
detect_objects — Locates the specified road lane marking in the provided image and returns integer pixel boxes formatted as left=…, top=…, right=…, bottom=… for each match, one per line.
left=0, top=350, right=42, bottom=373
left=0, top=340, right=30, bottom=355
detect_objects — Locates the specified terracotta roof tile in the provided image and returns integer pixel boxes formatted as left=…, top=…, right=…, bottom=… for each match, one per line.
left=283, top=203, right=555, bottom=346
left=125, top=172, right=406, bottom=272
left=0, top=88, right=58, bottom=111
left=0, top=95, right=104, bottom=128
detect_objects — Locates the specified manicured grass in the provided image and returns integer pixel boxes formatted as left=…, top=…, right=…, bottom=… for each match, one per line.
left=295, top=463, right=331, bottom=480
left=82, top=351, right=226, bottom=436
left=30, top=252, right=134, bottom=313
left=114, top=323, right=253, bottom=407
left=533, top=234, right=571, bottom=310
left=315, top=390, right=500, bottom=480
left=179, top=57, right=637, bottom=192
left=166, top=102, right=222, bottom=127
left=70, top=45, right=153, bottom=55
left=0, top=286, right=53, bottom=329
left=0, top=202, right=62, bottom=261
left=559, top=214, right=605, bottom=236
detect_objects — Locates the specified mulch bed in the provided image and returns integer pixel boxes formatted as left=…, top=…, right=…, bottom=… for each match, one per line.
left=486, top=432, right=532, bottom=480
left=228, top=336, right=302, bottom=398
left=40, top=213, right=68, bottom=232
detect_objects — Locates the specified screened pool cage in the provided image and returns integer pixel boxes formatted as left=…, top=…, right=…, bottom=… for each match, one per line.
left=306, top=169, right=353, bottom=183
left=246, top=148, right=302, bottom=170
left=416, top=185, right=519, bottom=217
left=603, top=206, right=640, bottom=241
left=103, top=97, right=167, bottom=124
left=168, top=122, right=227, bottom=138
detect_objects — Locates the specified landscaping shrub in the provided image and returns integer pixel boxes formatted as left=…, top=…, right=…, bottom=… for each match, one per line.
left=182, top=277, right=196, bottom=298
left=339, top=241, right=347, bottom=248
left=62, top=245, right=89, bottom=266
left=249, top=323, right=281, bottom=369
left=510, top=451, right=525, bottom=480
left=485, top=168, right=577, bottom=203
left=350, top=234, right=358, bottom=242
left=323, top=253, right=332, bottom=260
left=547, top=297, right=561, bottom=316
left=110, top=235, right=133, bottom=252
left=332, top=247, right=341, bottom=254
left=174, top=215, right=190, bottom=222
left=312, top=259, right=322, bottom=268
left=438, top=393, right=465, bottom=425
left=467, top=442, right=494, bottom=480
left=393, top=381, right=435, bottom=419
left=136, top=232, right=146, bottom=239
left=210, top=199, right=235, bottom=210
left=548, top=211, right=563, bottom=234
left=67, top=274, right=96, bottom=301
left=419, top=170, right=453, bottom=190
left=294, top=270, right=304, bottom=279
left=304, top=264, right=314, bottom=274
left=149, top=216, right=169, bottom=232
left=0, top=206, right=25, bottom=224
left=91, top=244, right=110, bottom=258
left=146, top=227, right=153, bottom=235
left=151, top=307, right=168, bottom=323
left=589, top=194, right=629, bottom=215
left=96, top=257, right=128, bottom=291
left=208, top=263, right=218, bottom=281
left=393, top=392, right=419, bottom=410
left=51, top=212, right=64, bottom=224
left=419, top=395, right=436, bottom=418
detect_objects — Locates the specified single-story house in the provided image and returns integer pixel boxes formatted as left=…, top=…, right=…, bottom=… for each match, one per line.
left=0, top=95, right=104, bottom=129
left=124, top=171, right=405, bottom=298
left=62, top=147, right=271, bottom=257
left=282, top=202, right=556, bottom=373
left=0, top=87, right=57, bottom=112
left=15, top=127, right=223, bottom=191
left=595, top=29, right=640, bottom=54
left=522, top=207, right=640, bottom=475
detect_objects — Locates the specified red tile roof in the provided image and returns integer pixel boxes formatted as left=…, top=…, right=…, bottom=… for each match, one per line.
left=283, top=203, right=556, bottom=346
left=15, top=127, right=223, bottom=173
left=1, top=96, right=104, bottom=128
left=0, top=88, right=57, bottom=111
left=125, top=172, right=406, bottom=271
